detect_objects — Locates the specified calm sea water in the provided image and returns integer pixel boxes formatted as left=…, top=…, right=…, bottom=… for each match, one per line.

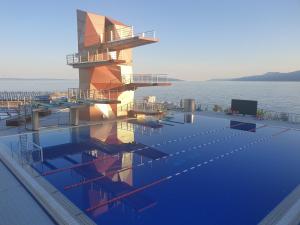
left=136, top=81, right=300, bottom=113
left=0, top=79, right=299, bottom=113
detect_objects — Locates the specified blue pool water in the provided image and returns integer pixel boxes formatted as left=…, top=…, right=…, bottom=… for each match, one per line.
left=2, top=112, right=300, bottom=225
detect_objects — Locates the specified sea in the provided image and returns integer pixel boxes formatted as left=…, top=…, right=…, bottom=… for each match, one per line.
left=0, top=79, right=299, bottom=114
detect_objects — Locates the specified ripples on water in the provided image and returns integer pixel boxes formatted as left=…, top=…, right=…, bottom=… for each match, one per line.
left=0, top=79, right=299, bottom=113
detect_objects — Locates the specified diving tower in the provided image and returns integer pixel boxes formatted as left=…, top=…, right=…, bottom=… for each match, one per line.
left=67, top=10, right=171, bottom=120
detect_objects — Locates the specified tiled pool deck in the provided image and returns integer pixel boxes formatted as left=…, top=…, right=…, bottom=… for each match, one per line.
left=0, top=161, right=55, bottom=225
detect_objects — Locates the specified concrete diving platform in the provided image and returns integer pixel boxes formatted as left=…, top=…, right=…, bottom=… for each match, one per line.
left=100, top=35, right=158, bottom=51
left=70, top=59, right=126, bottom=69
left=109, top=82, right=171, bottom=92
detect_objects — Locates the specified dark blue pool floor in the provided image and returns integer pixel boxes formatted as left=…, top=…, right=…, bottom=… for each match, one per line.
left=12, top=113, right=300, bottom=225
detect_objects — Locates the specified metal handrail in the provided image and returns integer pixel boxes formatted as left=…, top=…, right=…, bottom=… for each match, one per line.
left=108, top=26, right=134, bottom=42
left=66, top=50, right=126, bottom=65
left=118, top=101, right=166, bottom=113
left=0, top=91, right=51, bottom=101
left=67, top=88, right=120, bottom=101
left=134, top=30, right=156, bottom=39
left=165, top=101, right=300, bottom=124
left=81, top=26, right=156, bottom=44
left=107, top=29, right=156, bottom=42
left=67, top=26, right=157, bottom=65
left=66, top=52, right=116, bottom=65
left=102, top=74, right=169, bottom=85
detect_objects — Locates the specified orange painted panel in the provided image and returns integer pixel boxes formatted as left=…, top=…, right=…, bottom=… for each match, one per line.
left=89, top=66, right=123, bottom=90
left=84, top=13, right=105, bottom=47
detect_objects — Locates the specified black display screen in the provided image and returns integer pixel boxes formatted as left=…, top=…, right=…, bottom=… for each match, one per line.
left=231, top=99, right=258, bottom=116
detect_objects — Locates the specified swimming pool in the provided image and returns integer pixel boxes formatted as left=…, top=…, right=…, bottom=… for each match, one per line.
left=2, top=112, right=300, bottom=225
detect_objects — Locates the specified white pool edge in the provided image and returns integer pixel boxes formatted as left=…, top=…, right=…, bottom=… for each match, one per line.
left=259, top=185, right=300, bottom=225
left=0, top=143, right=96, bottom=225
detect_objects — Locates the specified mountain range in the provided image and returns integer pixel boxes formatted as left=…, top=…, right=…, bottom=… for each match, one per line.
left=211, top=70, right=300, bottom=82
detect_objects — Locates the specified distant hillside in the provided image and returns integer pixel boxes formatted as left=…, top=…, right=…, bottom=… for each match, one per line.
left=168, top=78, right=184, bottom=81
left=211, top=70, right=300, bottom=82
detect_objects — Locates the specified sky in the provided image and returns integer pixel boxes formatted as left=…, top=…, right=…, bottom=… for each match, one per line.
left=0, top=0, right=299, bottom=81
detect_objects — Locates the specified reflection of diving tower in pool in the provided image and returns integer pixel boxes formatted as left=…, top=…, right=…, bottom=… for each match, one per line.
left=67, top=10, right=170, bottom=120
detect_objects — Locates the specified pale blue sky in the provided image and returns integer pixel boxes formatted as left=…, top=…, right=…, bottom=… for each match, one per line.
left=0, top=0, right=299, bottom=81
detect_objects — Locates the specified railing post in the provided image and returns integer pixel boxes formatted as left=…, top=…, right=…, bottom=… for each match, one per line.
left=110, top=30, right=113, bottom=41
left=131, top=26, right=134, bottom=37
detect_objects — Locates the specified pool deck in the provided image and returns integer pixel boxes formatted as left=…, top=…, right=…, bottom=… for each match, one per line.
left=0, top=112, right=300, bottom=225
left=197, top=111, right=300, bottom=130
left=0, top=143, right=96, bottom=225
left=0, top=161, right=55, bottom=225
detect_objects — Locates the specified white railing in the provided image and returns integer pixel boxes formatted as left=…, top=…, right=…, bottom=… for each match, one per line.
left=164, top=101, right=300, bottom=124
left=118, top=101, right=166, bottom=113
left=32, top=143, right=44, bottom=162
left=109, top=26, right=134, bottom=42
left=71, top=27, right=156, bottom=52
left=17, top=134, right=44, bottom=164
left=195, top=103, right=300, bottom=123
left=82, top=26, right=156, bottom=44
left=0, top=91, right=51, bottom=101
left=68, top=88, right=120, bottom=102
left=108, top=27, right=156, bottom=42
left=108, top=28, right=156, bottom=42
left=135, top=30, right=156, bottom=39
left=66, top=50, right=126, bottom=65
left=132, top=101, right=165, bottom=112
